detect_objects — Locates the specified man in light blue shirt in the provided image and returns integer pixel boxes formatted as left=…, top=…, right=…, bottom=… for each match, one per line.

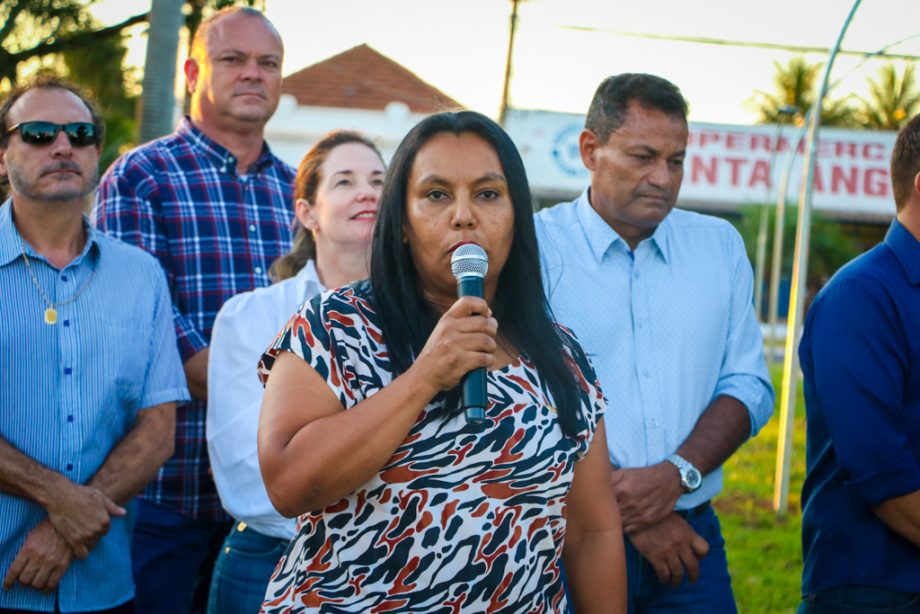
left=536, top=73, right=774, bottom=612
left=0, top=78, right=188, bottom=612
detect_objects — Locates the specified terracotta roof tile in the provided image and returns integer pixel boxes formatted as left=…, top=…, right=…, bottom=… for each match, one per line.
left=282, top=44, right=462, bottom=113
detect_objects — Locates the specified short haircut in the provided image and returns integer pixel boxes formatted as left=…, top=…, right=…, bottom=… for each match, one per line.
left=891, top=113, right=920, bottom=212
left=189, top=6, right=279, bottom=61
left=0, top=75, right=105, bottom=148
left=369, top=110, right=587, bottom=438
left=585, top=73, right=688, bottom=142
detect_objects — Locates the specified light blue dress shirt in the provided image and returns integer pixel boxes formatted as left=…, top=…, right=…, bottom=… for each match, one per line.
left=535, top=190, right=774, bottom=509
left=0, top=201, right=189, bottom=611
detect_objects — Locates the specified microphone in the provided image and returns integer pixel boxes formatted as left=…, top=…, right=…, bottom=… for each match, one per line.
left=450, top=243, right=489, bottom=426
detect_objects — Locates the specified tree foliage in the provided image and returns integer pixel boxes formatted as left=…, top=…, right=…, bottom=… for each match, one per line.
left=856, top=63, right=920, bottom=131
left=754, top=56, right=857, bottom=128
left=61, top=34, right=137, bottom=171
left=731, top=203, right=873, bottom=302
left=1, top=0, right=257, bottom=170
left=1, top=0, right=146, bottom=173
left=0, top=0, right=147, bottom=89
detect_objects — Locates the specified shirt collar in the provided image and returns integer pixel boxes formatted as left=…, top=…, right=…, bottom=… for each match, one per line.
left=0, top=200, right=18, bottom=267
left=177, top=116, right=278, bottom=174
left=0, top=198, right=100, bottom=268
left=575, top=188, right=671, bottom=263
left=886, top=218, right=920, bottom=285
left=294, top=259, right=326, bottom=297
left=647, top=216, right=672, bottom=263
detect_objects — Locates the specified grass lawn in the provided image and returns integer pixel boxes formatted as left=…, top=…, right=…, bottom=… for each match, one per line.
left=714, top=365, right=807, bottom=613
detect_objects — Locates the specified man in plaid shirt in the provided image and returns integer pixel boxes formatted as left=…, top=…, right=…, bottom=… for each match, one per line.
left=93, top=7, right=294, bottom=611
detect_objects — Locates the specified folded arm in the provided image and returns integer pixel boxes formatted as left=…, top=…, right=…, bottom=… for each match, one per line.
left=0, top=437, right=122, bottom=560
left=0, top=403, right=174, bottom=592
left=807, top=277, right=920, bottom=548
left=873, top=492, right=920, bottom=548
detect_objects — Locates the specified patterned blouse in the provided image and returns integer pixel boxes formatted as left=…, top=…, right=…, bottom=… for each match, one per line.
left=258, top=282, right=605, bottom=613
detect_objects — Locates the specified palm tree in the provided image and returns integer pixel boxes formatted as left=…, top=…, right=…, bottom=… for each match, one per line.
left=754, top=56, right=857, bottom=128
left=137, top=0, right=185, bottom=144
left=857, top=63, right=920, bottom=131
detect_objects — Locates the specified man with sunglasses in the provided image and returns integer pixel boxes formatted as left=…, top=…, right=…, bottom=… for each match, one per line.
left=92, top=7, right=295, bottom=612
left=0, top=77, right=188, bottom=613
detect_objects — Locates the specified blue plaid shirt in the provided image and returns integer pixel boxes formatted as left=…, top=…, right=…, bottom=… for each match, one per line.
left=93, top=117, right=295, bottom=520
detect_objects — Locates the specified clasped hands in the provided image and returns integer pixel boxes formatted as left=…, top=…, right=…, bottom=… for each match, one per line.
left=612, top=463, right=710, bottom=587
left=3, top=480, right=125, bottom=593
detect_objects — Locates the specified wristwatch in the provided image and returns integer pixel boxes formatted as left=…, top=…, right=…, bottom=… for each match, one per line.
left=667, top=454, right=703, bottom=493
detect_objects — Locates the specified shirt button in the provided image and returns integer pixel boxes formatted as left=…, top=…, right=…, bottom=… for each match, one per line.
left=63, top=319, right=70, bottom=327
left=64, top=367, right=72, bottom=375
left=249, top=225, right=256, bottom=233
left=67, top=415, right=74, bottom=422
left=61, top=275, right=69, bottom=282
left=66, top=463, right=73, bottom=471
left=254, top=266, right=263, bottom=275
left=642, top=368, right=650, bottom=378
left=637, top=319, right=644, bottom=328
left=634, top=271, right=641, bottom=279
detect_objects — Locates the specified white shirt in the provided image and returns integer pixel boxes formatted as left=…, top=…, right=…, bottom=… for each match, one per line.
left=207, top=261, right=325, bottom=538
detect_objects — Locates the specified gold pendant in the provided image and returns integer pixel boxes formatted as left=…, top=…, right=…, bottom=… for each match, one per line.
left=44, top=307, right=58, bottom=325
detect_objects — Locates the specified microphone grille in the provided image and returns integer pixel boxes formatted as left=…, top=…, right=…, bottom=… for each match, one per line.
left=450, top=243, right=488, bottom=280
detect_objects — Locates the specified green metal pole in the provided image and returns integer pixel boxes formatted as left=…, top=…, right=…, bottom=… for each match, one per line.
left=773, top=0, right=863, bottom=516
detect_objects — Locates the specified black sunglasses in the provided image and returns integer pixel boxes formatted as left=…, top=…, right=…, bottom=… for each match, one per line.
left=6, top=121, right=99, bottom=147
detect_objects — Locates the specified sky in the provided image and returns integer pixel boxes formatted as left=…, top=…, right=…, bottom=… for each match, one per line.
left=92, top=0, right=920, bottom=126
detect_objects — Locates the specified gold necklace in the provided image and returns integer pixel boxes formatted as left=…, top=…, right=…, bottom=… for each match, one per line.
left=19, top=239, right=98, bottom=325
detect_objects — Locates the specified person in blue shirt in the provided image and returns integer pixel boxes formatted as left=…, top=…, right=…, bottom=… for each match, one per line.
left=798, top=114, right=920, bottom=613
left=0, top=78, right=188, bottom=612
left=536, top=73, right=774, bottom=613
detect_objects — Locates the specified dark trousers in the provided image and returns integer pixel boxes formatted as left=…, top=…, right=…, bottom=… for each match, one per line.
left=799, top=586, right=920, bottom=613
left=131, top=499, right=231, bottom=614
left=625, top=503, right=737, bottom=614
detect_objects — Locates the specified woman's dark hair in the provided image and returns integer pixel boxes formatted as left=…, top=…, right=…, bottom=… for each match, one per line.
left=370, top=110, right=583, bottom=438
left=270, top=130, right=383, bottom=282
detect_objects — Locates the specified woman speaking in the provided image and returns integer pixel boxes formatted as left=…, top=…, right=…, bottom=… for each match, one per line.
left=258, top=112, right=626, bottom=613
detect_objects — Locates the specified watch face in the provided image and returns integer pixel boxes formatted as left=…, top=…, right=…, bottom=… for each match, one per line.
left=685, top=468, right=702, bottom=491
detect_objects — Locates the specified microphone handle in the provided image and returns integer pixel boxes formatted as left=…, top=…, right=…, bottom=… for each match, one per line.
left=462, top=369, right=487, bottom=425
left=457, top=275, right=487, bottom=425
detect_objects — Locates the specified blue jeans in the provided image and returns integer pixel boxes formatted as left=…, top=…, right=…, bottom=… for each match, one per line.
left=131, top=499, right=231, bottom=614
left=798, top=586, right=920, bottom=613
left=207, top=523, right=290, bottom=614
left=625, top=503, right=737, bottom=614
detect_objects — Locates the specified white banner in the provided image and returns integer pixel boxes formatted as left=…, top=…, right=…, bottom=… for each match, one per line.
left=505, top=109, right=898, bottom=217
